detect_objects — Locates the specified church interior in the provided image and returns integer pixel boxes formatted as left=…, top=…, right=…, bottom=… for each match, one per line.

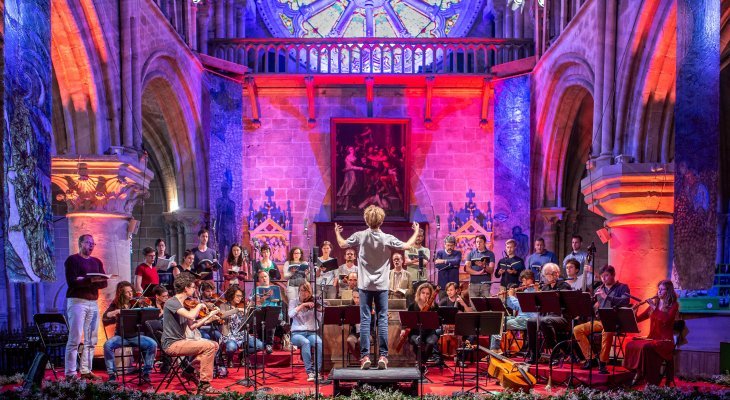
left=0, top=0, right=729, bottom=396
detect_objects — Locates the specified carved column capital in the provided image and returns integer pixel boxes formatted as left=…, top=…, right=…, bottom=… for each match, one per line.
left=163, top=208, right=207, bottom=230
left=534, top=207, right=566, bottom=226
left=51, top=151, right=154, bottom=216
left=581, top=162, right=674, bottom=227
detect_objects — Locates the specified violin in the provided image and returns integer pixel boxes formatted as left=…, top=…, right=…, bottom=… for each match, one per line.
left=131, top=292, right=152, bottom=308
left=183, top=297, right=214, bottom=319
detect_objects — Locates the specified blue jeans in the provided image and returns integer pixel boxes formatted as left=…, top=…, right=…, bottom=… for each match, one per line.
left=291, top=331, right=322, bottom=375
left=359, top=289, right=389, bottom=359
left=65, top=298, right=99, bottom=375
left=103, top=335, right=157, bottom=374
left=225, top=336, right=265, bottom=359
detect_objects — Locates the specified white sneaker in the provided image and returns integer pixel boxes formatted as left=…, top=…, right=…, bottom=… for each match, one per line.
left=307, top=373, right=316, bottom=382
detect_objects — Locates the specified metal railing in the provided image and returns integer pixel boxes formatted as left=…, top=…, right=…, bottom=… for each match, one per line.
left=208, top=37, right=534, bottom=75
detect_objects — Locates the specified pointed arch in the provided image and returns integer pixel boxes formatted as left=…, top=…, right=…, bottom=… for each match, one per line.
left=141, top=51, right=206, bottom=212
left=51, top=0, right=117, bottom=155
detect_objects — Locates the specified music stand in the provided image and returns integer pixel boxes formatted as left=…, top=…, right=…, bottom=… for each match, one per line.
left=470, top=297, right=487, bottom=311
left=454, top=312, right=502, bottom=393
left=118, top=308, right=159, bottom=386
left=226, top=308, right=260, bottom=389
left=598, top=307, right=639, bottom=373
left=323, top=306, right=360, bottom=368
left=253, top=306, right=284, bottom=382
left=399, top=311, right=439, bottom=398
left=556, top=291, right=593, bottom=387
left=516, top=291, right=561, bottom=379
left=437, top=307, right=459, bottom=374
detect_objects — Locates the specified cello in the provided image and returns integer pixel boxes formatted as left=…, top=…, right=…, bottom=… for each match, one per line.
left=484, top=348, right=536, bottom=391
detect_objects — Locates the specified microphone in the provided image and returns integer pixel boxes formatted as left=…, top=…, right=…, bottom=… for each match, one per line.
left=312, top=246, right=320, bottom=264
left=418, top=250, right=424, bottom=271
left=588, top=241, right=597, bottom=253
left=436, top=216, right=440, bottom=229
left=304, top=218, right=309, bottom=233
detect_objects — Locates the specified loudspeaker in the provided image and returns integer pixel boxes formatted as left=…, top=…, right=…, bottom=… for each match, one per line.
left=596, top=227, right=610, bottom=244
left=24, top=352, right=48, bottom=390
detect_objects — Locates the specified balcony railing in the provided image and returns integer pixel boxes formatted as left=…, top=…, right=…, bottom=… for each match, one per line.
left=208, top=38, right=534, bottom=75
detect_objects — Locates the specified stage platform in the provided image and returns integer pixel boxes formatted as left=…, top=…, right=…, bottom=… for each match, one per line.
left=330, top=367, right=421, bottom=396
left=5, top=357, right=713, bottom=398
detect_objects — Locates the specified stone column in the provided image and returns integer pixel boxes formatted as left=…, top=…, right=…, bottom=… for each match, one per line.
left=582, top=162, right=674, bottom=334
left=163, top=209, right=206, bottom=258
left=533, top=207, right=566, bottom=255
left=52, top=151, right=153, bottom=354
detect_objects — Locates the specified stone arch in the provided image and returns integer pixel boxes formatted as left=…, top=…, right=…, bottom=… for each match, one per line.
left=140, top=52, right=206, bottom=211
left=533, top=53, right=595, bottom=210
left=617, top=0, right=676, bottom=163
left=51, top=0, right=116, bottom=155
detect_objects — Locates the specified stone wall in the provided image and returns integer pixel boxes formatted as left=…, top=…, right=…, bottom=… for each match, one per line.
left=241, top=86, right=496, bottom=250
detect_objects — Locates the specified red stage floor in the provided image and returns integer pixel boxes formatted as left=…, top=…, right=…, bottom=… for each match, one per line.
left=7, top=355, right=724, bottom=397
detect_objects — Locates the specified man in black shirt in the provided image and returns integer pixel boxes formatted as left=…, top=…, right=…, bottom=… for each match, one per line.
left=495, top=239, right=525, bottom=289
left=525, top=263, right=571, bottom=364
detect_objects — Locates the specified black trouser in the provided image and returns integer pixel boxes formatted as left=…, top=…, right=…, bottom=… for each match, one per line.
left=409, top=330, right=439, bottom=364
left=526, top=315, right=569, bottom=360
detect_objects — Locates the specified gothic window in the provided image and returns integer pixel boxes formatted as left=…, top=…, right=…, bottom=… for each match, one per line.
left=257, top=0, right=484, bottom=39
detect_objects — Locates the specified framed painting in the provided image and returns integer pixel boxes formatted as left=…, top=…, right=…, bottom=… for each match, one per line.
left=331, top=118, right=410, bottom=220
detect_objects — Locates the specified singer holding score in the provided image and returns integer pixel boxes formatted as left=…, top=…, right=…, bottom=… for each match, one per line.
left=404, top=228, right=430, bottom=282
left=334, top=205, right=420, bottom=370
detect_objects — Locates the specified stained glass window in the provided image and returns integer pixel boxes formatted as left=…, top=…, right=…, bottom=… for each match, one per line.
left=258, top=0, right=484, bottom=39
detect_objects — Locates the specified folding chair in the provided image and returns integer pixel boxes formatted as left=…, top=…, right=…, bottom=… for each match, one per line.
left=145, top=320, right=194, bottom=394
left=33, top=313, right=71, bottom=379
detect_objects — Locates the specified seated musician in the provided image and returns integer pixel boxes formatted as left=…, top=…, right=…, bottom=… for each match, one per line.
left=219, top=285, right=265, bottom=367
left=288, top=282, right=324, bottom=382
left=489, top=270, right=538, bottom=352
left=526, top=263, right=572, bottom=364
left=198, top=281, right=222, bottom=342
left=406, top=282, right=440, bottom=372
left=102, top=281, right=158, bottom=383
left=161, top=273, right=221, bottom=395
left=255, top=270, right=283, bottom=353
left=340, top=272, right=358, bottom=298
left=284, top=246, right=309, bottom=300
left=253, top=244, right=282, bottom=280
left=439, top=282, right=473, bottom=311
left=152, top=284, right=169, bottom=318
left=389, top=253, right=411, bottom=299
left=439, top=282, right=473, bottom=366
left=624, top=279, right=679, bottom=386
left=573, top=264, right=630, bottom=374
left=565, top=259, right=588, bottom=291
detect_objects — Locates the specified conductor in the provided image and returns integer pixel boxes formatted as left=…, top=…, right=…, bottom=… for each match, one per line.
left=335, top=205, right=420, bottom=370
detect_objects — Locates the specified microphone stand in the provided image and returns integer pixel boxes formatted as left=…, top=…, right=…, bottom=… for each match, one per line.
left=309, top=246, right=321, bottom=400
left=432, top=218, right=440, bottom=283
